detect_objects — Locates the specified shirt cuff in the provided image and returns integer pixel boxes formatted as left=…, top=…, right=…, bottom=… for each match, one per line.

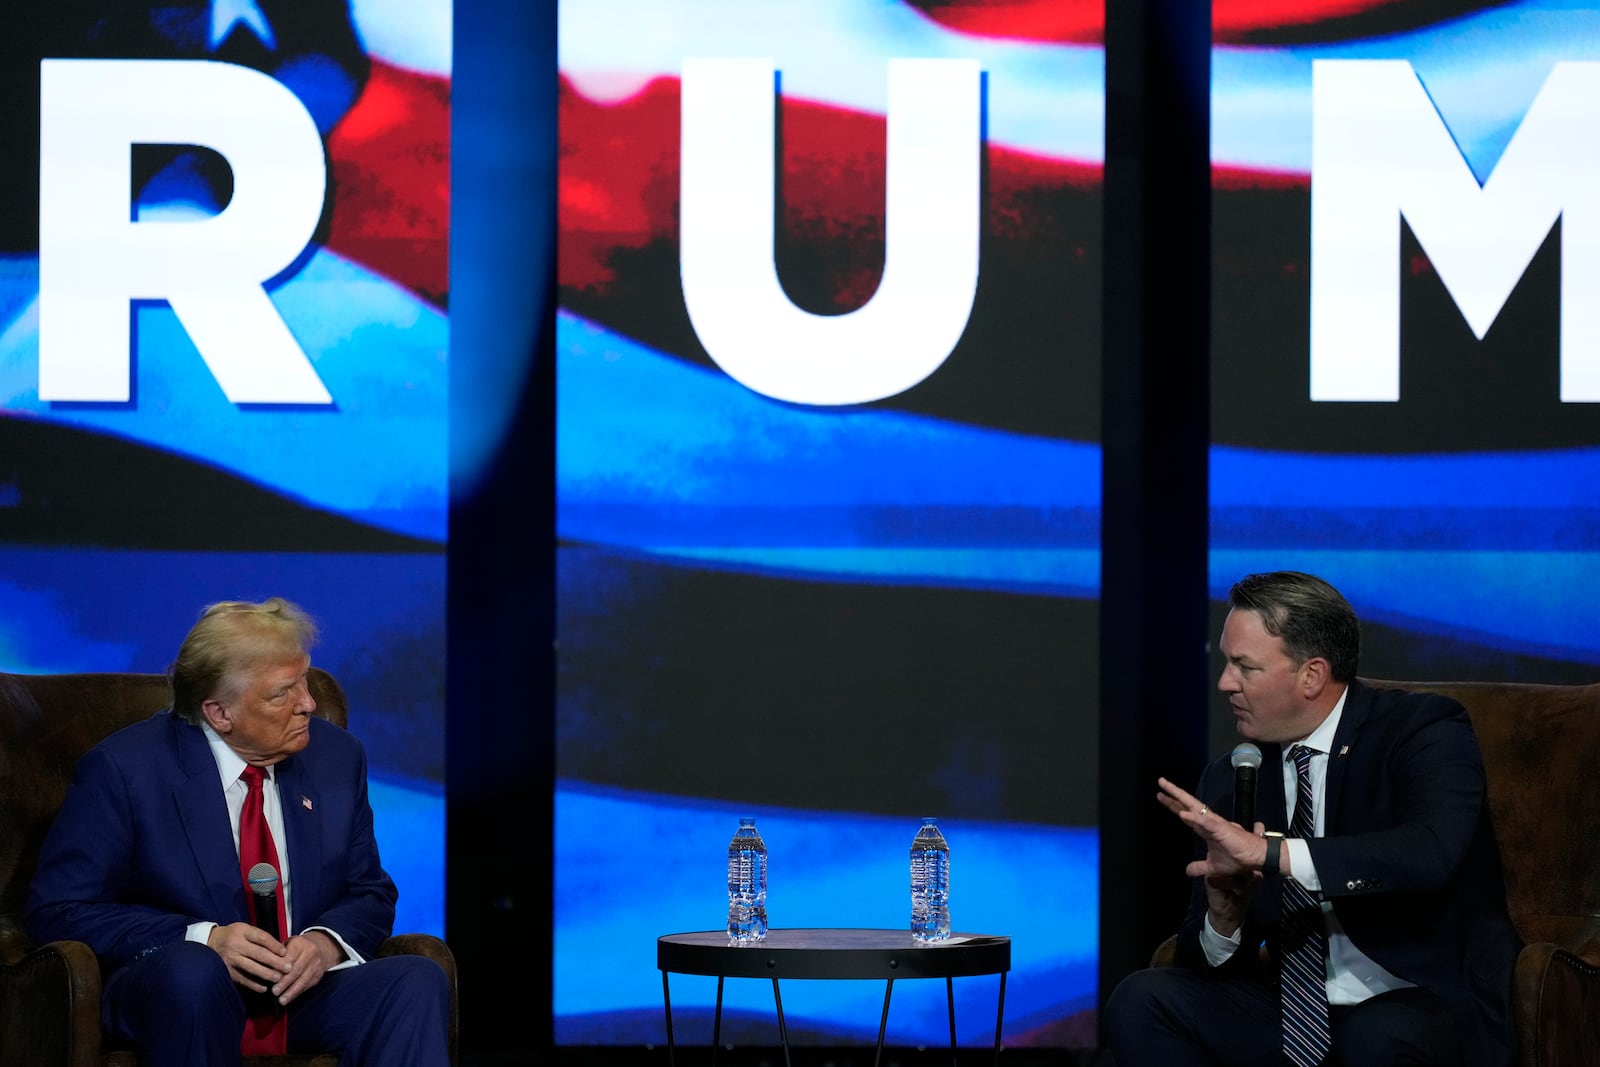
left=186, top=921, right=217, bottom=945
left=1286, top=838, right=1322, bottom=892
left=1200, top=913, right=1243, bottom=967
left=305, top=925, right=366, bottom=969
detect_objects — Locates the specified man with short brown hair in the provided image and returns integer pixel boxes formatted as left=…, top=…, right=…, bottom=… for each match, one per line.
left=1105, top=571, right=1519, bottom=1066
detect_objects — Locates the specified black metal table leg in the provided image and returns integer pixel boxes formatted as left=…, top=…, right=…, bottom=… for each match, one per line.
left=992, top=971, right=1008, bottom=1065
left=661, top=971, right=676, bottom=1067
left=711, top=975, right=724, bottom=1067
left=947, top=975, right=958, bottom=1066
left=874, top=978, right=896, bottom=1067
left=770, top=978, right=792, bottom=1067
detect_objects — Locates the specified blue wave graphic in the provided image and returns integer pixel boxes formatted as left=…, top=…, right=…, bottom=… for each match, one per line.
left=649, top=546, right=1102, bottom=599
left=1210, top=445, right=1600, bottom=664
left=556, top=309, right=1100, bottom=587
left=368, top=774, right=444, bottom=940
left=553, top=780, right=1096, bottom=1045
left=0, top=547, right=441, bottom=675
left=1213, top=442, right=1600, bottom=510
left=558, top=310, right=1600, bottom=662
left=1209, top=547, right=1600, bottom=667
left=0, top=251, right=446, bottom=542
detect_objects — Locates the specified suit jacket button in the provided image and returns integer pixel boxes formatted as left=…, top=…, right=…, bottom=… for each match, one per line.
left=1347, top=880, right=1357, bottom=890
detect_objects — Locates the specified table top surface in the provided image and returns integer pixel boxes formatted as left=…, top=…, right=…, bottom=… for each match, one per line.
left=657, top=928, right=1011, bottom=980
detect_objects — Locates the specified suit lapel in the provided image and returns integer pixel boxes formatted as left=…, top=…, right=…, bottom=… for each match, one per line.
left=275, top=754, right=323, bottom=930
left=1323, top=680, right=1370, bottom=832
left=171, top=715, right=249, bottom=922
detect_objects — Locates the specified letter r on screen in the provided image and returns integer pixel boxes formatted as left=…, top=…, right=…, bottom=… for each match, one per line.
left=39, top=59, right=332, bottom=404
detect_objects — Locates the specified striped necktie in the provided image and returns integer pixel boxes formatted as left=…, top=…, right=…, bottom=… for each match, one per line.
left=1280, top=744, right=1331, bottom=1067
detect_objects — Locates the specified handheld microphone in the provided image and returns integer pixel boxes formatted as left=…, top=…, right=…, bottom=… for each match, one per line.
left=1231, top=743, right=1263, bottom=829
left=247, top=862, right=281, bottom=942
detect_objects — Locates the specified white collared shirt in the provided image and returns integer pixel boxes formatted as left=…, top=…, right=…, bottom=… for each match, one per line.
left=183, top=723, right=362, bottom=967
left=1203, top=688, right=1412, bottom=1003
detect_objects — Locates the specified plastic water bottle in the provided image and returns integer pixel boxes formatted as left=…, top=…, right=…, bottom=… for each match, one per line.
left=910, top=817, right=951, bottom=942
left=726, top=817, right=768, bottom=942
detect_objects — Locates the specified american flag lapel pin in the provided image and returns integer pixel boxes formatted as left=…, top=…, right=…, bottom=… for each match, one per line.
left=1338, top=745, right=1350, bottom=757
left=302, top=795, right=314, bottom=811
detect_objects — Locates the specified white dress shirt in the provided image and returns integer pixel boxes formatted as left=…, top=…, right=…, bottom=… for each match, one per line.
left=1202, top=688, right=1412, bottom=1003
left=184, top=723, right=363, bottom=967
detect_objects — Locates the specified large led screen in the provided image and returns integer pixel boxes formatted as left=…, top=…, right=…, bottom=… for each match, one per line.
left=1, top=3, right=451, bottom=937
left=556, top=0, right=1103, bottom=1048
left=1211, top=0, right=1600, bottom=741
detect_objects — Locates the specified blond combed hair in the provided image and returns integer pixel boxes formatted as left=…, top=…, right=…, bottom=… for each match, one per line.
left=169, top=598, right=319, bottom=724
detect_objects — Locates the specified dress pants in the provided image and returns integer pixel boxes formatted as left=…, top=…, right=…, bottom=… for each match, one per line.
left=102, top=941, right=451, bottom=1067
left=1103, top=966, right=1461, bottom=1066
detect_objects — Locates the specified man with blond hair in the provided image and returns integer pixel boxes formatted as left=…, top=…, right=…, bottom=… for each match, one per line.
left=28, top=598, right=449, bottom=1066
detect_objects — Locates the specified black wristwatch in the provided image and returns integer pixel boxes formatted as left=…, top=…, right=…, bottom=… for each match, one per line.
left=1263, top=831, right=1286, bottom=875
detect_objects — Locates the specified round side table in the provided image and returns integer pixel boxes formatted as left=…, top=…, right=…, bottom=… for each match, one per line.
left=657, top=928, right=1011, bottom=1067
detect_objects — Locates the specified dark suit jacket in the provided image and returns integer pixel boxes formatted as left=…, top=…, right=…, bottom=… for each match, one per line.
left=25, top=710, right=397, bottom=975
left=1172, top=680, right=1521, bottom=1067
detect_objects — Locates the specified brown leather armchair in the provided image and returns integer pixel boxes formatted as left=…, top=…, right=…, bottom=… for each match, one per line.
left=1148, top=678, right=1600, bottom=1066
left=0, top=670, right=459, bottom=1067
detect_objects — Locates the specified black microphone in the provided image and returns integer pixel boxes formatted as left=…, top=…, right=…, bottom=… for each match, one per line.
left=243, top=862, right=285, bottom=1018
left=1231, top=743, right=1263, bottom=829
left=247, top=861, right=281, bottom=942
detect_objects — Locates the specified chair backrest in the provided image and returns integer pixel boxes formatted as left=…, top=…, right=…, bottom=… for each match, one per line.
left=1366, top=678, right=1600, bottom=953
left=0, top=669, right=347, bottom=966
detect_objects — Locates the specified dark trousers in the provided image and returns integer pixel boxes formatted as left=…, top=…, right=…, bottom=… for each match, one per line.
left=1103, top=966, right=1461, bottom=1066
left=102, top=940, right=451, bottom=1067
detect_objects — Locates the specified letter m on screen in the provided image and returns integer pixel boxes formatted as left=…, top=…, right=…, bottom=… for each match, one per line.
left=1310, top=60, right=1600, bottom=403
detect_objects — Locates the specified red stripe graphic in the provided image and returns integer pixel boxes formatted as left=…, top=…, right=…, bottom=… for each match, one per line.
left=903, top=0, right=1470, bottom=44
left=326, top=59, right=452, bottom=306
left=559, top=75, right=1099, bottom=304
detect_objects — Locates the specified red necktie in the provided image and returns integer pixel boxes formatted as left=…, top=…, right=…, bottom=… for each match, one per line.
left=239, top=765, right=289, bottom=1055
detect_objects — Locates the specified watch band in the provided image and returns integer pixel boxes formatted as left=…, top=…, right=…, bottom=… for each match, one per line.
left=1263, top=832, right=1285, bottom=875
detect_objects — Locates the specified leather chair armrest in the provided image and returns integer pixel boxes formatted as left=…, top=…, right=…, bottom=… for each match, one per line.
left=0, top=939, right=103, bottom=1067
left=1513, top=941, right=1600, bottom=1067
left=376, top=934, right=458, bottom=1066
